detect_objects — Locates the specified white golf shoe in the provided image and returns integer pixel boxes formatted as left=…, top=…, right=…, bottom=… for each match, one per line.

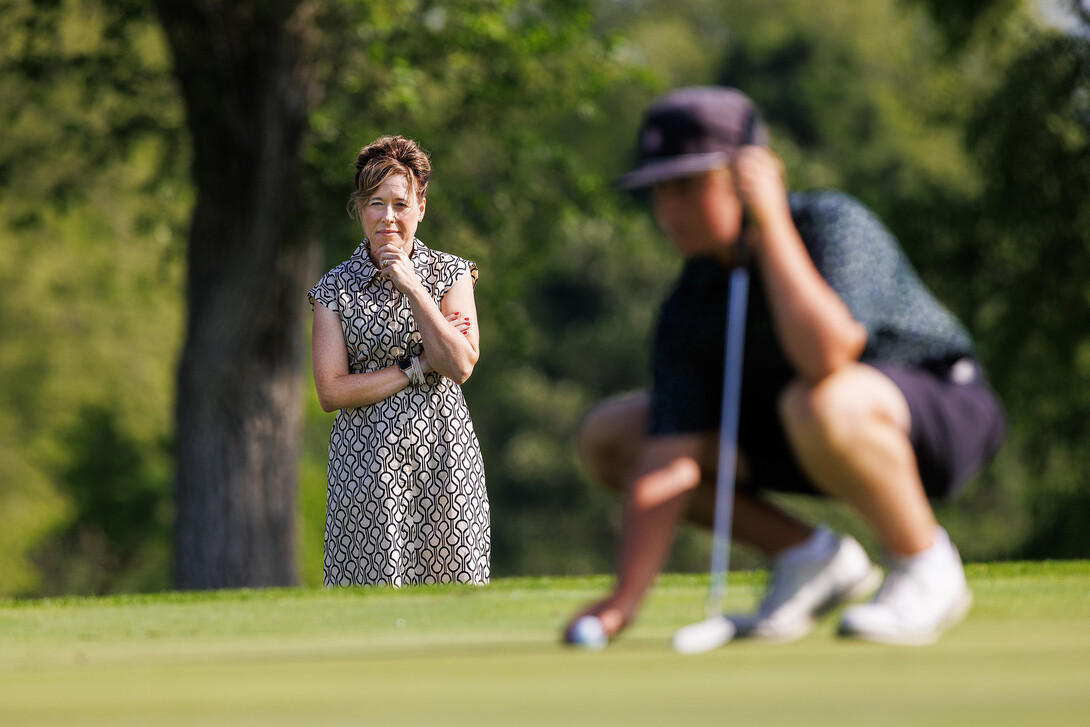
left=838, top=526, right=971, bottom=645
left=730, top=526, right=883, bottom=642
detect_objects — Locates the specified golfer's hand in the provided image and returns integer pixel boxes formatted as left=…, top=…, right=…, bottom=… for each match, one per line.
left=733, top=146, right=790, bottom=231
left=375, top=243, right=423, bottom=295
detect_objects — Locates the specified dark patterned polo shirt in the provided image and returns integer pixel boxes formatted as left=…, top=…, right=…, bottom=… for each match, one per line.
left=649, top=190, right=975, bottom=436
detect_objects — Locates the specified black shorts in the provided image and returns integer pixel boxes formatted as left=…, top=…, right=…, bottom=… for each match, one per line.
left=742, top=360, right=1006, bottom=501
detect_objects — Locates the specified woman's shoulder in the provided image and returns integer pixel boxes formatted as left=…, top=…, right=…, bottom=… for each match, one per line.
left=318, top=239, right=373, bottom=274
left=417, top=239, right=474, bottom=268
left=310, top=253, right=374, bottom=301
left=319, top=249, right=376, bottom=283
left=415, top=238, right=478, bottom=284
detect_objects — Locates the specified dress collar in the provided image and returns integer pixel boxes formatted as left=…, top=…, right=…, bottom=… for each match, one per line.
left=350, top=237, right=432, bottom=283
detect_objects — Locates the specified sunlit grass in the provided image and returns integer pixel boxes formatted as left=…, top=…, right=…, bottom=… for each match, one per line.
left=1, top=562, right=1088, bottom=726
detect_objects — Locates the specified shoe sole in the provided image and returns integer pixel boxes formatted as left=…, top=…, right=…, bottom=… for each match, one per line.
left=837, top=589, right=973, bottom=646
left=815, top=564, right=884, bottom=618
left=738, top=564, right=885, bottom=643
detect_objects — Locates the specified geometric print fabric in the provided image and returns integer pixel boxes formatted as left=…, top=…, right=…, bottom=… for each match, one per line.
left=308, top=237, right=490, bottom=586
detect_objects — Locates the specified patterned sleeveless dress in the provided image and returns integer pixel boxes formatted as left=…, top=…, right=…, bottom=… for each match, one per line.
left=308, top=238, right=489, bottom=586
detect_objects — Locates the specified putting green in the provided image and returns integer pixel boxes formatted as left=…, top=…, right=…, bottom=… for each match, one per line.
left=1, top=562, right=1087, bottom=726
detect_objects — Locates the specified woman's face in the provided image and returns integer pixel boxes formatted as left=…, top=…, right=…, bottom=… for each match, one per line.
left=651, top=166, right=743, bottom=259
left=362, top=173, right=426, bottom=250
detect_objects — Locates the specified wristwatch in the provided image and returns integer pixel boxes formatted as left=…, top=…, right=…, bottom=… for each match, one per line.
left=398, top=357, right=413, bottom=377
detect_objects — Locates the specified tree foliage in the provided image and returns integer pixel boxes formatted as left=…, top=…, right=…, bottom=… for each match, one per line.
left=154, top=0, right=322, bottom=590
left=965, top=28, right=1090, bottom=557
left=0, top=0, right=185, bottom=593
left=2, top=0, right=1088, bottom=595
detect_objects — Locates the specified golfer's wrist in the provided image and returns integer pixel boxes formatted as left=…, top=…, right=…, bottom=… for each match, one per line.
left=750, top=200, right=791, bottom=232
left=752, top=210, right=797, bottom=251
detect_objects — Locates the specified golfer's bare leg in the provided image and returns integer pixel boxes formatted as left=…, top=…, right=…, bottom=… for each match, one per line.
left=579, top=392, right=813, bottom=554
left=685, top=477, right=812, bottom=556
left=577, top=392, right=649, bottom=493
left=779, top=363, right=935, bottom=556
left=572, top=436, right=704, bottom=636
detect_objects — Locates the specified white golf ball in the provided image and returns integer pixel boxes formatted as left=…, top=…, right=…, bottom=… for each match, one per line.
left=566, top=615, right=608, bottom=650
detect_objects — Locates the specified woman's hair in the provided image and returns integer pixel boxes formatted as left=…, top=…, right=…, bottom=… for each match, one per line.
left=348, top=135, right=431, bottom=221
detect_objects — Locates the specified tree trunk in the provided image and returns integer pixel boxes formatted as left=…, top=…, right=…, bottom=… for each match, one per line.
left=154, top=0, right=318, bottom=588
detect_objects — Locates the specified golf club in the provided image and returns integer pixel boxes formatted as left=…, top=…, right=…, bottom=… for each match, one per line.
left=672, top=260, right=749, bottom=654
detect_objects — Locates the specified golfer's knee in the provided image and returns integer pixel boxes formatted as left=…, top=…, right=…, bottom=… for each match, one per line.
left=778, top=373, right=867, bottom=455
left=630, top=456, right=702, bottom=509
left=577, top=393, right=649, bottom=494
left=576, top=410, right=617, bottom=491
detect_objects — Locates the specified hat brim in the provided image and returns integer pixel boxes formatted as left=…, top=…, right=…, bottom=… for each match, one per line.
left=615, top=152, right=730, bottom=190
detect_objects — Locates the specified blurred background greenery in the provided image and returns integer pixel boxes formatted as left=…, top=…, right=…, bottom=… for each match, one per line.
left=1, top=0, right=1087, bottom=595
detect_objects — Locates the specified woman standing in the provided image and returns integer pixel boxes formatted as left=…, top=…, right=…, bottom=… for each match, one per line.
left=309, top=135, right=489, bottom=586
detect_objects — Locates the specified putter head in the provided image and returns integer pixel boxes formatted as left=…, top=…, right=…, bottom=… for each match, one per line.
left=672, top=616, right=736, bottom=654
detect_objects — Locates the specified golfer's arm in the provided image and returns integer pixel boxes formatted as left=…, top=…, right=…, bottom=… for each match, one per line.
left=754, top=217, right=865, bottom=383
left=612, top=437, right=704, bottom=610
left=311, top=302, right=412, bottom=411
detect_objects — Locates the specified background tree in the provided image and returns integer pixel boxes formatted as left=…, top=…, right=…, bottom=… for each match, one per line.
left=2, top=0, right=1087, bottom=595
left=2, top=0, right=649, bottom=591
left=151, top=0, right=322, bottom=589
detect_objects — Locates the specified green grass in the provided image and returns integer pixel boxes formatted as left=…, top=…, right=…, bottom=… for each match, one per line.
left=1, top=562, right=1088, bottom=726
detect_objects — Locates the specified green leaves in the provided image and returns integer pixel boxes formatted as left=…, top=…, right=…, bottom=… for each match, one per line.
left=5, top=0, right=1090, bottom=593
